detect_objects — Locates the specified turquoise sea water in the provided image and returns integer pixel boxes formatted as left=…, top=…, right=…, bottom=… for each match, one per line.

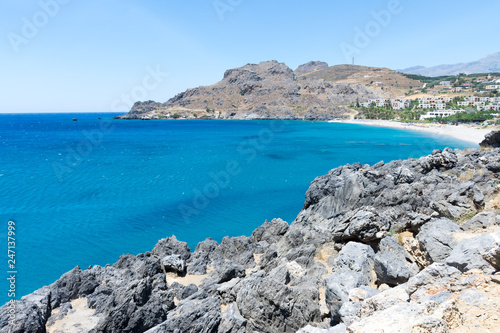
left=0, top=113, right=473, bottom=303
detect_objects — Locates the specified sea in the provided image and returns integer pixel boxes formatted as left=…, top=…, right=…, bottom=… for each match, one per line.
left=0, top=113, right=473, bottom=304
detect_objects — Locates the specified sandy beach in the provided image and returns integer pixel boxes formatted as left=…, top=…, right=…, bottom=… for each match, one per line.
left=330, top=119, right=496, bottom=146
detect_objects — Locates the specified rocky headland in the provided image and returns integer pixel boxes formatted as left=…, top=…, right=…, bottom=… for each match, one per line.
left=2, top=135, right=500, bottom=333
left=115, top=60, right=380, bottom=121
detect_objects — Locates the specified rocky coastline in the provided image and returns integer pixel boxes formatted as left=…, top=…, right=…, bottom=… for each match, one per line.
left=2, top=134, right=500, bottom=333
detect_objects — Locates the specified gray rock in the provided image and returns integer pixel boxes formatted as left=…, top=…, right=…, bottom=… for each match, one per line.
left=461, top=211, right=499, bottom=231
left=218, top=303, right=247, bottom=333
left=479, top=130, right=500, bottom=148
left=188, top=251, right=211, bottom=275
left=482, top=240, right=500, bottom=270
left=393, top=167, right=416, bottom=184
left=419, top=148, right=458, bottom=171
left=325, top=242, right=375, bottom=323
left=0, top=300, right=46, bottom=333
left=49, top=266, right=99, bottom=308
left=285, top=244, right=317, bottom=269
left=411, top=317, right=449, bottom=333
left=161, top=255, right=186, bottom=274
left=178, top=284, right=198, bottom=300
left=214, top=262, right=246, bottom=284
left=459, top=288, right=488, bottom=306
left=0, top=286, right=51, bottom=333
left=250, top=218, right=289, bottom=244
left=446, top=232, right=500, bottom=274
left=416, top=219, right=460, bottom=263
left=295, top=61, right=329, bottom=75
left=359, top=286, right=410, bottom=318
left=217, top=278, right=241, bottom=304
left=212, top=236, right=256, bottom=267
left=91, top=276, right=175, bottom=333
left=145, top=291, right=221, bottom=333
left=297, top=323, right=347, bottom=333
left=151, top=235, right=191, bottom=261
left=236, top=276, right=321, bottom=332
left=406, top=263, right=461, bottom=298
left=374, top=237, right=419, bottom=286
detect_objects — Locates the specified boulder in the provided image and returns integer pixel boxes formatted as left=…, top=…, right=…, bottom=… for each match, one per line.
left=445, top=232, right=500, bottom=274
left=152, top=236, right=191, bottom=261
left=161, top=255, right=186, bottom=274
left=251, top=218, right=289, bottom=244
left=479, top=130, right=500, bottom=148
left=416, top=219, right=460, bottom=263
left=374, top=237, right=419, bottom=286
left=324, top=242, right=375, bottom=323
left=236, top=275, right=321, bottom=332
left=145, top=291, right=221, bottom=333
left=406, top=263, right=461, bottom=299
left=461, top=211, right=499, bottom=231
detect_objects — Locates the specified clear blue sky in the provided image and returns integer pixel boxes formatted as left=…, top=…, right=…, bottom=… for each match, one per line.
left=1, top=0, right=498, bottom=113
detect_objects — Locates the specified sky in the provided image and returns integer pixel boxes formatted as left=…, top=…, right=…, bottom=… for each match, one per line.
left=0, top=0, right=499, bottom=113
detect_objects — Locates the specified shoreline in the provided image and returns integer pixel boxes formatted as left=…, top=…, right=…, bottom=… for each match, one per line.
left=330, top=119, right=496, bottom=145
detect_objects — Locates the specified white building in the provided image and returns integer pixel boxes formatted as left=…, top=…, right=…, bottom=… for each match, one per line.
left=420, top=109, right=463, bottom=120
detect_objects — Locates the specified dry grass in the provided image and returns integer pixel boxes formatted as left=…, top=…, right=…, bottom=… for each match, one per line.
left=395, top=231, right=414, bottom=246
left=489, top=192, right=500, bottom=209
left=456, top=210, right=478, bottom=225
left=457, top=168, right=484, bottom=182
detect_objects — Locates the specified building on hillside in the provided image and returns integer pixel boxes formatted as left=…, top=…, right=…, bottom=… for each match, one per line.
left=420, top=109, right=463, bottom=120
left=440, top=81, right=451, bottom=86
left=362, top=98, right=411, bottom=109
left=477, top=103, right=500, bottom=111
left=486, top=85, right=500, bottom=91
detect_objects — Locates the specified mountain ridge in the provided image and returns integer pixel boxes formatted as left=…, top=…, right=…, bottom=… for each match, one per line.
left=399, top=52, right=500, bottom=77
left=116, top=60, right=381, bottom=120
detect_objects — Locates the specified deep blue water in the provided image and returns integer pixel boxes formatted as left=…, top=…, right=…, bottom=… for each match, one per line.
left=0, top=113, right=473, bottom=304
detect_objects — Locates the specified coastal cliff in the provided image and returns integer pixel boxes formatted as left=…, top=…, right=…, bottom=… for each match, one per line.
left=2, top=139, right=500, bottom=332
left=115, top=60, right=380, bottom=121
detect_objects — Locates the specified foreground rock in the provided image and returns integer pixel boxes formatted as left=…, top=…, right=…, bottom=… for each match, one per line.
left=480, top=130, right=500, bottom=148
left=1, top=146, right=500, bottom=332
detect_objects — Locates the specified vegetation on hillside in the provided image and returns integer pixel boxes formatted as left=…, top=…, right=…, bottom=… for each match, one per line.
left=430, top=111, right=496, bottom=123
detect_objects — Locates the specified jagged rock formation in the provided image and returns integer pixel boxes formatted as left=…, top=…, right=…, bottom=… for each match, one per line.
left=480, top=130, right=500, bottom=148
left=295, top=61, right=329, bottom=75
left=116, top=60, right=380, bottom=120
left=2, top=147, right=500, bottom=333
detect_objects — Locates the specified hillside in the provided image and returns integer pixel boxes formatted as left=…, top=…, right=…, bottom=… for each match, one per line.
left=116, top=61, right=380, bottom=120
left=300, top=64, right=425, bottom=98
left=400, top=52, right=500, bottom=77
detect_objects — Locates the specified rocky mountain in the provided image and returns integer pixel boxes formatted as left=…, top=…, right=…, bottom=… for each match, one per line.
left=116, top=60, right=380, bottom=120
left=2, top=133, right=500, bottom=332
left=399, top=52, right=500, bottom=77
left=294, top=61, right=329, bottom=75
